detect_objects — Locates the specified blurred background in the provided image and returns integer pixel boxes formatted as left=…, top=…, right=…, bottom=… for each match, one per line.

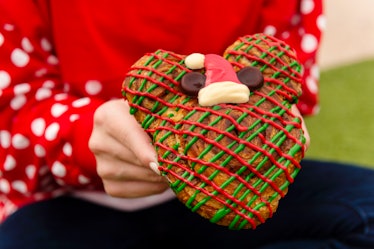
left=318, top=0, right=374, bottom=69
left=304, top=0, right=374, bottom=168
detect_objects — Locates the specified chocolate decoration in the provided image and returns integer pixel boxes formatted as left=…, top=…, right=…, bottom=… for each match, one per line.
left=237, top=66, right=264, bottom=90
left=180, top=72, right=206, bottom=96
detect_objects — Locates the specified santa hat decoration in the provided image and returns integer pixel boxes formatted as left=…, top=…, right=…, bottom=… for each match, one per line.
left=183, top=53, right=250, bottom=106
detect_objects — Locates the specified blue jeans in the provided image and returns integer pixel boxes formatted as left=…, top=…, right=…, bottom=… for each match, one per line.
left=1, top=159, right=373, bottom=249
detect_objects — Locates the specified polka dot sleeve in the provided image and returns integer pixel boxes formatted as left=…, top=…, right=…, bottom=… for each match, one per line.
left=0, top=1, right=104, bottom=220
left=259, top=0, right=324, bottom=116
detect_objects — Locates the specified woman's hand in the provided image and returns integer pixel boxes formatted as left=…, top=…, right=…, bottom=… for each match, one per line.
left=89, top=99, right=169, bottom=198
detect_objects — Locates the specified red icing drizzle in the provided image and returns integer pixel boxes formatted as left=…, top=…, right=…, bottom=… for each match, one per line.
left=152, top=124, right=286, bottom=195
left=125, top=87, right=249, bottom=132
left=122, top=34, right=305, bottom=229
left=228, top=34, right=302, bottom=102
left=163, top=169, right=261, bottom=228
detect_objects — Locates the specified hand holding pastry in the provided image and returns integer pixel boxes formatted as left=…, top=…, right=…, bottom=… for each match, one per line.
left=89, top=99, right=169, bottom=198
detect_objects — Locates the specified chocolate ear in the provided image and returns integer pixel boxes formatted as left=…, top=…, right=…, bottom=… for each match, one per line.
left=180, top=72, right=206, bottom=96
left=236, top=66, right=264, bottom=90
left=224, top=33, right=303, bottom=104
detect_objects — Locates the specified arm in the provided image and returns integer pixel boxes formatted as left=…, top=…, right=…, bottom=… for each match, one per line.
left=0, top=0, right=105, bottom=219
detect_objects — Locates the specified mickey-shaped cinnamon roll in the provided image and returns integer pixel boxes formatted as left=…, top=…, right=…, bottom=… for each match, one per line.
left=122, top=33, right=306, bottom=230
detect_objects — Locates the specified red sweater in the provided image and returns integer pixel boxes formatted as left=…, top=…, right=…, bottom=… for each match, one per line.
left=0, top=0, right=323, bottom=221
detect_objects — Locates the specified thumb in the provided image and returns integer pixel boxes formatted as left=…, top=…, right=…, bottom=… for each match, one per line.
left=127, top=124, right=160, bottom=175
left=117, top=101, right=160, bottom=174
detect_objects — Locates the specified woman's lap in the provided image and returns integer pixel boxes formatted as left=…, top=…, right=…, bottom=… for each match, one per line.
left=252, top=159, right=374, bottom=248
left=1, top=159, right=373, bottom=249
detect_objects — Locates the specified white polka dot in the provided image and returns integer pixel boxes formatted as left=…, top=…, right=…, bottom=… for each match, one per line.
left=62, top=143, right=72, bottom=157
left=54, top=93, right=68, bottom=101
left=291, top=14, right=301, bottom=26
left=47, top=55, right=59, bottom=65
left=35, top=68, right=47, bottom=77
left=0, top=179, right=10, bottom=194
left=51, top=161, right=66, bottom=177
left=317, top=14, right=327, bottom=31
left=301, top=34, right=318, bottom=53
left=34, top=144, right=46, bottom=157
left=63, top=83, right=71, bottom=92
left=11, top=48, right=30, bottom=67
left=40, top=38, right=52, bottom=51
left=78, top=175, right=90, bottom=184
left=55, top=179, right=66, bottom=187
left=51, top=103, right=68, bottom=117
left=0, top=70, right=11, bottom=89
left=281, top=31, right=290, bottom=40
left=0, top=130, right=11, bottom=148
left=21, top=37, right=34, bottom=53
left=306, top=76, right=318, bottom=94
left=14, top=83, right=31, bottom=95
left=34, top=192, right=47, bottom=201
left=35, top=87, right=52, bottom=100
left=43, top=80, right=55, bottom=88
left=310, top=64, right=320, bottom=80
left=39, top=165, right=49, bottom=175
left=69, top=114, right=79, bottom=122
left=72, top=97, right=90, bottom=108
left=45, top=123, right=60, bottom=141
left=263, top=25, right=276, bottom=36
left=4, top=155, right=16, bottom=171
left=10, top=94, right=27, bottom=110
left=85, top=80, right=102, bottom=95
left=12, top=133, right=30, bottom=149
left=301, top=0, right=315, bottom=15
left=4, top=24, right=14, bottom=31
left=0, top=32, right=4, bottom=47
left=12, top=181, right=28, bottom=194
left=25, top=165, right=36, bottom=179
left=31, top=118, right=46, bottom=137
left=3, top=202, right=17, bottom=217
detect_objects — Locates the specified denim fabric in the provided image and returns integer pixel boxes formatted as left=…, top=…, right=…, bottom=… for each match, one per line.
left=0, top=159, right=373, bottom=249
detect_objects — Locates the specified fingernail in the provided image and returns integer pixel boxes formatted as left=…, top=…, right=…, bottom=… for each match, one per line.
left=149, top=162, right=161, bottom=175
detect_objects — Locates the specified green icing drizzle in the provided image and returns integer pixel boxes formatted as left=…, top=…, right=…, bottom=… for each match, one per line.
left=125, top=34, right=304, bottom=230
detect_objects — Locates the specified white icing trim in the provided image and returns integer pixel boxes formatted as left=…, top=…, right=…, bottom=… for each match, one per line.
left=198, top=81, right=250, bottom=106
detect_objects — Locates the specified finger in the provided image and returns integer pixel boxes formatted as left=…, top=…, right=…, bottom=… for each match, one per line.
left=114, top=117, right=157, bottom=166
left=102, top=180, right=169, bottom=198
left=291, top=105, right=310, bottom=151
left=103, top=100, right=158, bottom=167
left=90, top=129, right=142, bottom=166
left=96, top=155, right=164, bottom=183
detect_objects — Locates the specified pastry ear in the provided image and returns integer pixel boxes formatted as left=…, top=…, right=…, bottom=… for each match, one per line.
left=224, top=33, right=303, bottom=104
left=122, top=49, right=191, bottom=118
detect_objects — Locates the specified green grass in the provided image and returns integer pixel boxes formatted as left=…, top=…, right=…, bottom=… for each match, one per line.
left=304, top=58, right=374, bottom=169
